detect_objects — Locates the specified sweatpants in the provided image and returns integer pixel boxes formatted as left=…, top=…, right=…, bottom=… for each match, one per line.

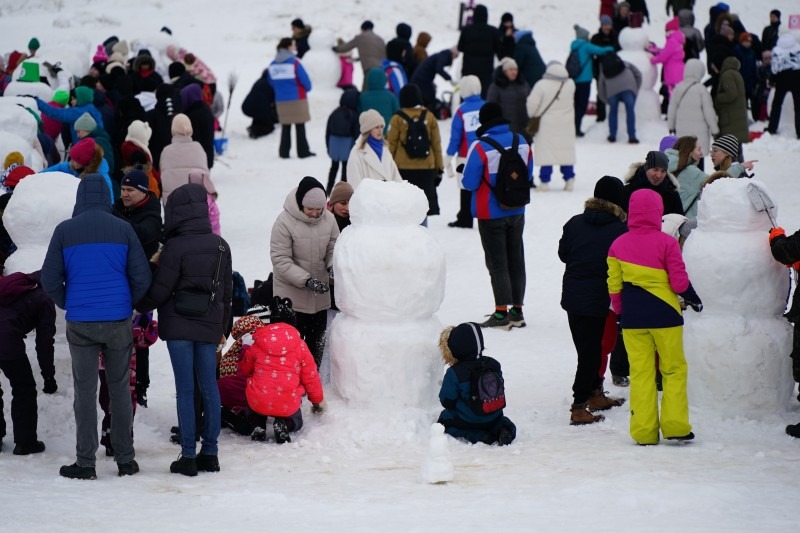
left=623, top=326, right=692, bottom=445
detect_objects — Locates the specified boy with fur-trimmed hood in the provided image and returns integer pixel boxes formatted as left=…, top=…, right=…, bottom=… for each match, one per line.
left=437, top=322, right=516, bottom=445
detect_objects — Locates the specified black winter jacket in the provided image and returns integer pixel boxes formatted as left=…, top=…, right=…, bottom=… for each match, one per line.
left=559, top=199, right=627, bottom=316
left=183, top=101, right=216, bottom=169
left=622, top=165, right=684, bottom=216
left=457, top=5, right=501, bottom=95
left=137, top=183, right=232, bottom=343
left=113, top=192, right=163, bottom=259
left=242, top=71, right=277, bottom=124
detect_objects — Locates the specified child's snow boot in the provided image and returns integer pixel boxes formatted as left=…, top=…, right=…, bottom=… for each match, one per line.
left=570, top=403, right=605, bottom=425
left=587, top=388, right=625, bottom=412
left=273, top=419, right=291, bottom=444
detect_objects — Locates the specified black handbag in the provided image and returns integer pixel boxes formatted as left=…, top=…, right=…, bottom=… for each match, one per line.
left=173, top=238, right=225, bottom=318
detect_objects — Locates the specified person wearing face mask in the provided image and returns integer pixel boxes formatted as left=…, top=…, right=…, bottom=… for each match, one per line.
left=621, top=150, right=683, bottom=215
left=270, top=177, right=339, bottom=368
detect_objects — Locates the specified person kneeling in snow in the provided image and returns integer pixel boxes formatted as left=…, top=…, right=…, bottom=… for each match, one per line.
left=437, top=322, right=516, bottom=446
left=768, top=227, right=800, bottom=438
left=240, top=297, right=324, bottom=444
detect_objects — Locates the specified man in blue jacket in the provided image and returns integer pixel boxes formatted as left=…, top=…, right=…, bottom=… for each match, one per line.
left=41, top=174, right=151, bottom=480
left=461, top=103, right=533, bottom=330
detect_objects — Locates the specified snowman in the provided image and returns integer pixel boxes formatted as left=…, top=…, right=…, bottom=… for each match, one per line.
left=618, top=27, right=660, bottom=122
left=682, top=178, right=793, bottom=417
left=329, top=180, right=446, bottom=410
left=0, top=103, right=46, bottom=171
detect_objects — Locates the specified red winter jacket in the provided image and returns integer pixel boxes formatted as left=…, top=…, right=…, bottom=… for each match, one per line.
left=239, top=323, right=323, bottom=417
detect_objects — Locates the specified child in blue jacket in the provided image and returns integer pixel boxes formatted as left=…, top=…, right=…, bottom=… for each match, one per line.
left=437, top=322, right=516, bottom=445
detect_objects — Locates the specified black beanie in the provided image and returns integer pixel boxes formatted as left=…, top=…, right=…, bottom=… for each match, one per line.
left=593, top=175, right=624, bottom=207
left=396, top=22, right=412, bottom=40
left=295, top=176, right=325, bottom=210
left=361, top=20, right=374, bottom=31
left=447, top=323, right=484, bottom=361
left=399, top=83, right=423, bottom=108
left=476, top=102, right=509, bottom=136
left=386, top=40, right=406, bottom=63
left=291, top=18, right=305, bottom=29
left=771, top=9, right=781, bottom=20
left=644, top=151, right=669, bottom=171
left=501, top=12, right=514, bottom=24
left=169, top=61, right=186, bottom=79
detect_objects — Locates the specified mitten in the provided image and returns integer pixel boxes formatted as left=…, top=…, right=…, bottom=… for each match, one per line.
left=680, top=285, right=703, bottom=312
left=305, top=278, right=329, bottom=294
left=445, top=155, right=455, bottom=178
left=769, top=227, right=786, bottom=244
left=312, top=402, right=325, bottom=414
left=43, top=377, right=58, bottom=394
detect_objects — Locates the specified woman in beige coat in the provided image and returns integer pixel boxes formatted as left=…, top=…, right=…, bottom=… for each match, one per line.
left=270, top=177, right=339, bottom=367
left=159, top=113, right=213, bottom=204
left=526, top=62, right=576, bottom=191
left=346, top=109, right=403, bottom=190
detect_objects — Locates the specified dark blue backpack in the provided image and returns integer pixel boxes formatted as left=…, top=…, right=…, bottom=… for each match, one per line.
left=231, top=271, right=251, bottom=317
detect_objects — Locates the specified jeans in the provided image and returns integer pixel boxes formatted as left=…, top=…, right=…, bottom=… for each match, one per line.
left=477, top=215, right=526, bottom=306
left=540, top=165, right=575, bottom=183
left=0, top=357, right=38, bottom=444
left=66, top=319, right=134, bottom=466
left=574, top=82, right=591, bottom=133
left=608, top=90, right=637, bottom=140
left=166, top=340, right=221, bottom=458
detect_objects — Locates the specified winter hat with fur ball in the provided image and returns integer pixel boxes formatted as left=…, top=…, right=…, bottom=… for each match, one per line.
left=458, top=75, right=482, bottom=98
left=359, top=109, right=385, bottom=134
left=70, top=138, right=97, bottom=167
left=93, top=45, right=109, bottom=63
left=171, top=113, right=193, bottom=136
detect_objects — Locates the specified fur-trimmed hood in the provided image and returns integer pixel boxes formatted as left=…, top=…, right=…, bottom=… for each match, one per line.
left=584, top=197, right=627, bottom=222
left=622, top=162, right=680, bottom=190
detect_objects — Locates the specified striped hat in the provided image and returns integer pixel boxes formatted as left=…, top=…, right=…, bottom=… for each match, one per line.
left=711, top=134, right=739, bottom=159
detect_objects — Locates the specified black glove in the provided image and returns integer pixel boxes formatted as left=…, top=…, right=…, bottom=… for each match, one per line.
left=327, top=266, right=334, bottom=280
left=305, top=278, right=329, bottom=294
left=311, top=403, right=325, bottom=414
left=43, top=377, right=58, bottom=394
left=680, top=285, right=703, bottom=313
left=331, top=46, right=338, bottom=52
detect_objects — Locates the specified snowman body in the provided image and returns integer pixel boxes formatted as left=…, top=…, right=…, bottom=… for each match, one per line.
left=618, top=27, right=660, bottom=122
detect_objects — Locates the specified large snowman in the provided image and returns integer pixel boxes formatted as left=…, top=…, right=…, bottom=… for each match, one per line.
left=682, top=178, right=793, bottom=417
left=618, top=27, right=660, bottom=122
left=329, top=180, right=446, bottom=410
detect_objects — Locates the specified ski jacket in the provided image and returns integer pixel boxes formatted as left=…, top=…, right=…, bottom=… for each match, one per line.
left=268, top=51, right=312, bottom=103
left=771, top=34, right=800, bottom=74
left=439, top=356, right=505, bottom=427
left=381, top=59, right=407, bottom=98
left=665, top=148, right=707, bottom=219
left=569, top=40, right=614, bottom=84
left=650, top=30, right=686, bottom=86
left=446, top=95, right=485, bottom=158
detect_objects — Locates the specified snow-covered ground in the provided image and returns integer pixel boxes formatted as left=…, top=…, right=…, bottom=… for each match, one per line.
left=2, top=1, right=800, bottom=531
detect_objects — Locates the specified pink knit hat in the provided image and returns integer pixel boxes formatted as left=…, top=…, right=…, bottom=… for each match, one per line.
left=93, top=44, right=109, bottom=63
left=665, top=17, right=680, bottom=32
left=69, top=138, right=97, bottom=167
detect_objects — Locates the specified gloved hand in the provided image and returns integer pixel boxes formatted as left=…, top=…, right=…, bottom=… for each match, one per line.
left=311, top=402, right=326, bottom=414
left=43, top=377, right=58, bottom=394
left=327, top=266, right=334, bottom=280
left=769, top=226, right=786, bottom=244
left=305, top=278, right=329, bottom=294
left=445, top=155, right=455, bottom=178
left=680, top=285, right=703, bottom=313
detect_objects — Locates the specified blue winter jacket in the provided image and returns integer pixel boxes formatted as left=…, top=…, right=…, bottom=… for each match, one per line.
left=461, top=123, right=533, bottom=220
left=446, top=94, right=485, bottom=157
left=35, top=99, right=104, bottom=144
left=439, top=356, right=505, bottom=427
left=380, top=59, right=408, bottom=98
left=570, top=39, right=614, bottom=83
left=41, top=159, right=114, bottom=204
left=41, top=174, right=151, bottom=322
left=267, top=51, right=312, bottom=103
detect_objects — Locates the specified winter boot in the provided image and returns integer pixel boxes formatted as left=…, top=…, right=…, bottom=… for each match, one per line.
left=59, top=463, right=97, bottom=480
left=117, top=460, right=140, bottom=477
left=196, top=453, right=221, bottom=473
left=273, top=419, right=291, bottom=444
left=251, top=427, right=267, bottom=442
left=170, top=455, right=198, bottom=477
left=666, top=432, right=695, bottom=442
left=587, top=389, right=626, bottom=412
left=570, top=403, right=605, bottom=425
left=13, top=441, right=45, bottom=455
left=786, top=423, right=800, bottom=438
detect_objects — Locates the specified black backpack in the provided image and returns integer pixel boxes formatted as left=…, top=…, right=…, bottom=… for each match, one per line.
left=565, top=48, right=583, bottom=79
left=480, top=135, right=530, bottom=210
left=600, top=52, right=626, bottom=79
left=396, top=109, right=430, bottom=159
left=469, top=358, right=506, bottom=416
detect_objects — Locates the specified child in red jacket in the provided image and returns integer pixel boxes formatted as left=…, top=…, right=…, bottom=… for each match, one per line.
left=240, top=297, right=324, bottom=443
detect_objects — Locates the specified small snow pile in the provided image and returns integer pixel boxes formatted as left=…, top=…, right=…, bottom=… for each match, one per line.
left=683, top=178, right=793, bottom=417
left=330, top=180, right=446, bottom=410
left=3, top=172, right=79, bottom=275
left=421, top=423, right=453, bottom=484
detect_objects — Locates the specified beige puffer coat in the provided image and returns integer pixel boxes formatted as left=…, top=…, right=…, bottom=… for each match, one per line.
left=526, top=62, right=576, bottom=166
left=667, top=59, right=719, bottom=156
left=160, top=135, right=211, bottom=205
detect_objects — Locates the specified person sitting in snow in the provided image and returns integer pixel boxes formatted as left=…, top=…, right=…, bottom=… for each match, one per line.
left=240, top=296, right=324, bottom=444
left=437, top=322, right=516, bottom=446
left=768, top=226, right=800, bottom=439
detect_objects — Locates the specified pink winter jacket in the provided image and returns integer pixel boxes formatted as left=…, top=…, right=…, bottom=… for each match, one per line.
left=239, top=323, right=324, bottom=418
left=166, top=45, right=216, bottom=85
left=159, top=135, right=211, bottom=204
left=650, top=31, right=686, bottom=86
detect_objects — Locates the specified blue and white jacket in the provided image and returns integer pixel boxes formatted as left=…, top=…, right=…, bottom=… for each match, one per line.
left=381, top=59, right=408, bottom=99
left=41, top=174, right=151, bottom=322
left=267, top=50, right=312, bottom=103
left=446, top=94, right=485, bottom=158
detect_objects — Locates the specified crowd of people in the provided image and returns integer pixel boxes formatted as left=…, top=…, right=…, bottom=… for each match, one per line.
left=0, top=1, right=799, bottom=478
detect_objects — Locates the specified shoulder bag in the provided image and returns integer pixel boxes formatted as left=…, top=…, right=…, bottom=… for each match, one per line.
left=526, top=81, right=565, bottom=137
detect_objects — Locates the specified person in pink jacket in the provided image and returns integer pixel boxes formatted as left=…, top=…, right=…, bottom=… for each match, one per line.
left=239, top=297, right=324, bottom=444
left=650, top=17, right=686, bottom=112
left=159, top=113, right=212, bottom=204
left=166, top=45, right=217, bottom=89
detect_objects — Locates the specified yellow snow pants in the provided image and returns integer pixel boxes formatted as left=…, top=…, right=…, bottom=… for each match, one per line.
left=622, top=326, right=692, bottom=445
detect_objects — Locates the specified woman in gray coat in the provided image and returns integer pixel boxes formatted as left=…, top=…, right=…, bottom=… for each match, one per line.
left=667, top=59, right=719, bottom=171
left=486, top=57, right=531, bottom=140
left=270, top=177, right=339, bottom=367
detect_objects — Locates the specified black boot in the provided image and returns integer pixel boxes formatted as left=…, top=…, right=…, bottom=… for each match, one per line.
left=295, top=123, right=315, bottom=158
left=59, top=463, right=97, bottom=480
left=118, top=459, right=140, bottom=477
left=196, top=453, right=221, bottom=472
left=170, top=455, right=198, bottom=477
left=273, top=419, right=291, bottom=444
left=326, top=161, right=339, bottom=195
left=279, top=125, right=291, bottom=158
left=786, top=423, right=800, bottom=438
left=13, top=441, right=45, bottom=455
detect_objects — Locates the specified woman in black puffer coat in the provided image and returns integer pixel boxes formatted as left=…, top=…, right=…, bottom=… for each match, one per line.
left=485, top=57, right=531, bottom=140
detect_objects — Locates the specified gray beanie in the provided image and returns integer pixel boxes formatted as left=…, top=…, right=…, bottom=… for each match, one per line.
left=302, top=188, right=327, bottom=210
left=574, top=24, right=590, bottom=41
left=644, top=151, right=670, bottom=171
left=74, top=112, right=97, bottom=132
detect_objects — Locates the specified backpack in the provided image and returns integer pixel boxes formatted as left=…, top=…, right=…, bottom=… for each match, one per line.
left=396, top=109, right=431, bottom=159
left=469, top=358, right=506, bottom=415
left=566, top=46, right=588, bottom=79
left=480, top=135, right=530, bottom=210
left=600, top=52, right=626, bottom=79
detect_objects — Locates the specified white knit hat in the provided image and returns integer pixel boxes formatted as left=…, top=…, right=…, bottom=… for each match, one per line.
left=359, top=109, right=385, bottom=134
left=458, top=75, right=482, bottom=99
left=302, top=188, right=327, bottom=209
left=500, top=57, right=519, bottom=71
left=125, top=120, right=153, bottom=161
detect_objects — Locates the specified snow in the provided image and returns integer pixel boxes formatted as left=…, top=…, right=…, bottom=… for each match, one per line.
left=2, top=1, right=800, bottom=531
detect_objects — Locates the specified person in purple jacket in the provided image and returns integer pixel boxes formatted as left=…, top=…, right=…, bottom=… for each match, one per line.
left=0, top=271, right=56, bottom=456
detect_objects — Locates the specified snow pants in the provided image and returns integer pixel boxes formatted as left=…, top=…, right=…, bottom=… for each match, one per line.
left=622, top=326, right=692, bottom=445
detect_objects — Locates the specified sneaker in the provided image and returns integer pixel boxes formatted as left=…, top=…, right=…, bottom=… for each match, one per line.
left=479, top=312, right=511, bottom=331
left=537, top=182, right=550, bottom=192
left=13, top=440, right=45, bottom=455
left=786, top=423, right=800, bottom=438
left=570, top=403, right=605, bottom=425
left=666, top=432, right=695, bottom=442
left=587, top=389, right=625, bottom=412
left=117, top=459, right=140, bottom=477
left=196, top=453, right=221, bottom=473
left=508, top=308, right=526, bottom=328
left=564, top=179, right=575, bottom=192
left=612, top=375, right=630, bottom=387
left=251, top=427, right=267, bottom=442
left=273, top=419, right=291, bottom=444
left=59, top=463, right=97, bottom=480
left=170, top=455, right=198, bottom=477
